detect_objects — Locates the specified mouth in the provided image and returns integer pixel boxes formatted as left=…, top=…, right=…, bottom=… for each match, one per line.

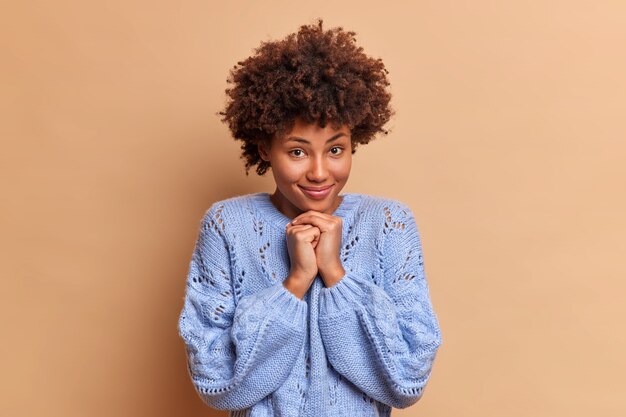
left=298, top=184, right=334, bottom=199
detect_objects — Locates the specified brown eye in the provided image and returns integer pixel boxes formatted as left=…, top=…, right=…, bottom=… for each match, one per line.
left=289, top=149, right=305, bottom=157
left=330, top=147, right=344, bottom=155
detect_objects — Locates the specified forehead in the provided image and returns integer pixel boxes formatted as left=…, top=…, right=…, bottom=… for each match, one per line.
left=283, top=118, right=350, bottom=138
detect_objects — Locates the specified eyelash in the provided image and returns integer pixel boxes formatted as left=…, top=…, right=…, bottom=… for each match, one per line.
left=289, top=147, right=344, bottom=158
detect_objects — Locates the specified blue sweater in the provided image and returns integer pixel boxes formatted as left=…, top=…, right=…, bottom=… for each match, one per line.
left=177, top=192, right=442, bottom=416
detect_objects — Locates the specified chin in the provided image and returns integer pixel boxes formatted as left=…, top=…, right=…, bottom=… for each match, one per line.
left=302, top=195, right=339, bottom=212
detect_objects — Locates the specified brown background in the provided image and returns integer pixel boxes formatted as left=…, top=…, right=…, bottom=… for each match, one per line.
left=1, top=1, right=625, bottom=416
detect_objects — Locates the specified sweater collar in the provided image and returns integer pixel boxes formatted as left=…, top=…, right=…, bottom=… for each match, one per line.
left=251, top=192, right=361, bottom=229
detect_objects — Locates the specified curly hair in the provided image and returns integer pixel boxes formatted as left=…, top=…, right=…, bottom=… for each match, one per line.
left=218, top=18, right=394, bottom=176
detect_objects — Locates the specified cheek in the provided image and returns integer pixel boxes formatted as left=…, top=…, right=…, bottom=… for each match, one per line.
left=334, top=158, right=352, bottom=179
left=273, top=159, right=304, bottom=182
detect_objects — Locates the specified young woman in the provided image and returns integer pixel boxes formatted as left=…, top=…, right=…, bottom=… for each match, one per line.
left=178, top=19, right=442, bottom=417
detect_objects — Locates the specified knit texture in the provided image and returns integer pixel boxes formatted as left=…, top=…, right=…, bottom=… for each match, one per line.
left=177, top=192, right=442, bottom=416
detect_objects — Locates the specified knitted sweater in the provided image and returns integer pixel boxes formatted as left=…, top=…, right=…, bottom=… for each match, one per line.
left=177, top=192, right=442, bottom=417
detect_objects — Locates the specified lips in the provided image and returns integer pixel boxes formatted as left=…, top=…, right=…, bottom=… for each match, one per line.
left=299, top=185, right=333, bottom=191
left=298, top=184, right=334, bottom=199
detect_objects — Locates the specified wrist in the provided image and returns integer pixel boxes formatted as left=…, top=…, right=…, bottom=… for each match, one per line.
left=320, top=264, right=345, bottom=287
left=283, top=274, right=310, bottom=299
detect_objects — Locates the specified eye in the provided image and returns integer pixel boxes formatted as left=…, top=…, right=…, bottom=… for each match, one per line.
left=330, top=146, right=344, bottom=155
left=288, top=149, right=305, bottom=158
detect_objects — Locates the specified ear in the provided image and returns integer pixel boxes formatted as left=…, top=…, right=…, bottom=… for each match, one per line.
left=258, top=140, right=271, bottom=162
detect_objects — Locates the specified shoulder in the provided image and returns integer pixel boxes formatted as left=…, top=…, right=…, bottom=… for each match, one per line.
left=352, top=193, right=414, bottom=223
left=200, top=193, right=259, bottom=236
left=345, top=193, right=417, bottom=244
left=355, top=196, right=424, bottom=275
left=205, top=193, right=257, bottom=215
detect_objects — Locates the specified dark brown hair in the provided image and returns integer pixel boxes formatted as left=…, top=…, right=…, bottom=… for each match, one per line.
left=218, top=18, right=394, bottom=176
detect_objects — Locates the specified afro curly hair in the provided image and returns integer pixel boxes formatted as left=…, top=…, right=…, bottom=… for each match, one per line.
left=218, top=18, right=394, bottom=176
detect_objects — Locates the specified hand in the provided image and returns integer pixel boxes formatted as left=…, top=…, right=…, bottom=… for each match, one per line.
left=285, top=222, right=320, bottom=286
left=291, top=211, right=345, bottom=287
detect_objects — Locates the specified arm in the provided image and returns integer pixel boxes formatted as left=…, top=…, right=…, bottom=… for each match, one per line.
left=318, top=203, right=442, bottom=409
left=178, top=205, right=308, bottom=410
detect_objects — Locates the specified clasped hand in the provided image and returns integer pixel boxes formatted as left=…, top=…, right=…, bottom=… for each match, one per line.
left=285, top=210, right=345, bottom=287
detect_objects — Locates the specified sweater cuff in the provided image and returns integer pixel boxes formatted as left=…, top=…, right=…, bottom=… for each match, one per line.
left=319, top=273, right=373, bottom=317
left=259, top=282, right=308, bottom=328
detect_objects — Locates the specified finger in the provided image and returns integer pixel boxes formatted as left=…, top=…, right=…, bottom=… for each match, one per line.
left=292, top=210, right=333, bottom=222
left=311, top=227, right=320, bottom=248
left=291, top=213, right=340, bottom=232
left=299, top=226, right=321, bottom=244
left=288, top=223, right=320, bottom=237
left=292, top=212, right=332, bottom=226
left=286, top=223, right=314, bottom=230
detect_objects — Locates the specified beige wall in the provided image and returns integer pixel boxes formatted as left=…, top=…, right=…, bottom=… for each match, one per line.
left=1, top=1, right=625, bottom=416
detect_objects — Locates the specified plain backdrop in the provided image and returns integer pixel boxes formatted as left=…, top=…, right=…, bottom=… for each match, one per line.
left=1, top=1, right=625, bottom=416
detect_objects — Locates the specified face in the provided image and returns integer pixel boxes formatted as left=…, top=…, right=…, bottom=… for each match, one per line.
left=258, top=117, right=353, bottom=219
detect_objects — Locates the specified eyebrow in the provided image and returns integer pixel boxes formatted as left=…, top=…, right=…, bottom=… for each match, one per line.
left=286, top=132, right=347, bottom=144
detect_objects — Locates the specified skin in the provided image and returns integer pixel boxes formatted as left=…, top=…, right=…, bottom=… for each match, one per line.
left=258, top=117, right=353, bottom=299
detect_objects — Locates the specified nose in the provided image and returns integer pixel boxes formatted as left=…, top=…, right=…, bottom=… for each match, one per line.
left=306, top=155, right=329, bottom=183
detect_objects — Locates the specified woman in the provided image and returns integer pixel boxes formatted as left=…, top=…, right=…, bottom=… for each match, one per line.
left=178, top=19, right=442, bottom=416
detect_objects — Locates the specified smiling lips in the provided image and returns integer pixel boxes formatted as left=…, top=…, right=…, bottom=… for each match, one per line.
left=299, top=184, right=334, bottom=199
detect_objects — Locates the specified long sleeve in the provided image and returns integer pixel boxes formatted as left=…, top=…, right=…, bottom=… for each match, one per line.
left=177, top=205, right=308, bottom=411
left=318, top=203, right=442, bottom=409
